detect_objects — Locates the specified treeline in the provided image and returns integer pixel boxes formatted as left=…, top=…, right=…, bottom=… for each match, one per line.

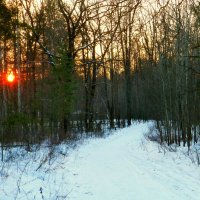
left=0, top=0, right=200, bottom=148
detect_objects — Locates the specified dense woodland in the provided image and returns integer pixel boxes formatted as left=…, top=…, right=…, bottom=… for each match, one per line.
left=0, top=0, right=200, bottom=149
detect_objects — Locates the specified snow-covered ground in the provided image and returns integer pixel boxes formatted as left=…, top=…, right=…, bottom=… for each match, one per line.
left=0, top=121, right=200, bottom=200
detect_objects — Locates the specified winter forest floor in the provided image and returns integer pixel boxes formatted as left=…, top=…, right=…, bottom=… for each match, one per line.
left=0, top=121, right=200, bottom=200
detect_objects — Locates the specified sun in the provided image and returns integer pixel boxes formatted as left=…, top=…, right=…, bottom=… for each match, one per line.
left=6, top=71, right=15, bottom=83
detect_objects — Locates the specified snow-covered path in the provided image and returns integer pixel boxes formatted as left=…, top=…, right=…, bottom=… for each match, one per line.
left=1, top=122, right=200, bottom=200
left=65, top=122, right=200, bottom=200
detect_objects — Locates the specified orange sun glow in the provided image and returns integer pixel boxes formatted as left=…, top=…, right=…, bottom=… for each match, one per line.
left=6, top=72, right=15, bottom=83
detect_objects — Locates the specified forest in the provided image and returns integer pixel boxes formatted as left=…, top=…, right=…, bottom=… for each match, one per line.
left=0, top=0, right=200, bottom=150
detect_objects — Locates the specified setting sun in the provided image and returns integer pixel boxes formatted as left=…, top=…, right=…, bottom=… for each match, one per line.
left=6, top=71, right=15, bottom=83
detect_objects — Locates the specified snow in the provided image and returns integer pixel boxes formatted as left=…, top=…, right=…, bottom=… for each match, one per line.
left=0, top=121, right=200, bottom=200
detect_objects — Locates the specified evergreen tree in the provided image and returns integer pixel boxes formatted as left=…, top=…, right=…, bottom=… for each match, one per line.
left=0, top=0, right=17, bottom=39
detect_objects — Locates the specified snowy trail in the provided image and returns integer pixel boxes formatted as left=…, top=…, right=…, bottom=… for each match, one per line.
left=1, top=122, right=200, bottom=200
left=63, top=122, right=200, bottom=200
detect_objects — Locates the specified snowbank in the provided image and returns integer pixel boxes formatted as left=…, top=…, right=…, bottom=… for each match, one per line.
left=0, top=121, right=200, bottom=200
